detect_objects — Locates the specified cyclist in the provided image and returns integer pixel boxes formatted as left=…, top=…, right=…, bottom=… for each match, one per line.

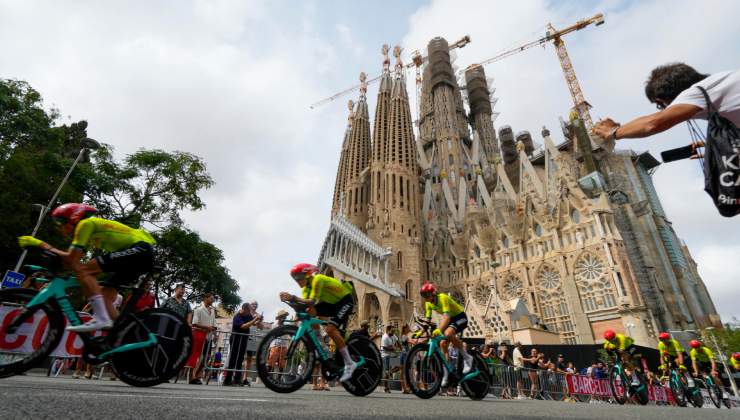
left=420, top=282, right=474, bottom=386
left=17, top=203, right=155, bottom=332
left=689, top=340, right=719, bottom=384
left=279, top=263, right=357, bottom=382
left=657, top=331, right=687, bottom=374
left=731, top=353, right=740, bottom=372
left=603, top=330, right=642, bottom=386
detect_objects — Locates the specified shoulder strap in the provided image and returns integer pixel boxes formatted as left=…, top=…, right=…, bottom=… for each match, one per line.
left=696, top=86, right=715, bottom=113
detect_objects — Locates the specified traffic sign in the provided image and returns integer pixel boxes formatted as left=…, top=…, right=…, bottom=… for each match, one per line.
left=2, top=270, right=25, bottom=288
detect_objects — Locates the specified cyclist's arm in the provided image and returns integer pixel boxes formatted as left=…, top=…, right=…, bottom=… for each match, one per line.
left=692, top=359, right=699, bottom=376
left=710, top=359, right=717, bottom=374
left=437, top=313, right=451, bottom=333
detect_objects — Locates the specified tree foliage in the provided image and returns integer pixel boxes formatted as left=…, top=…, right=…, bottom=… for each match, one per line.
left=153, top=226, right=240, bottom=311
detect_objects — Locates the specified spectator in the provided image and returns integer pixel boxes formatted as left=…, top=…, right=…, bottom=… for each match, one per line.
left=187, top=293, right=216, bottom=385
left=497, top=343, right=513, bottom=400
left=224, top=302, right=263, bottom=386
left=133, top=279, right=156, bottom=312
left=521, top=348, right=540, bottom=399
left=555, top=354, right=567, bottom=374
left=162, top=284, right=193, bottom=325
left=398, top=324, right=411, bottom=394
left=242, top=300, right=264, bottom=385
left=592, top=64, right=740, bottom=145
left=566, top=362, right=576, bottom=374
left=267, top=310, right=290, bottom=374
left=512, top=342, right=525, bottom=399
left=381, top=325, right=399, bottom=393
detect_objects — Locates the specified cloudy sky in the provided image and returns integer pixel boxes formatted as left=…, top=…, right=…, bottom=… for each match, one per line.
left=1, top=0, right=738, bottom=323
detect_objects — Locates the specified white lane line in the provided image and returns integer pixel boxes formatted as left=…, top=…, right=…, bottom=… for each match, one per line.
left=78, top=392, right=268, bottom=402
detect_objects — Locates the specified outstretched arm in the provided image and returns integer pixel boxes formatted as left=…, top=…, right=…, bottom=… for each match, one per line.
left=592, top=104, right=701, bottom=140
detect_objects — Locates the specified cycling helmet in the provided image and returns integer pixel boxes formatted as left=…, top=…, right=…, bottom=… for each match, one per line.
left=51, top=203, right=97, bottom=225
left=420, top=282, right=437, bottom=296
left=658, top=332, right=670, bottom=341
left=689, top=339, right=702, bottom=349
left=289, top=263, right=317, bottom=280
left=733, top=352, right=740, bottom=360
left=603, top=330, right=616, bottom=341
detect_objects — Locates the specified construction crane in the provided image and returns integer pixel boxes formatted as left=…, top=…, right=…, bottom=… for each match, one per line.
left=468, top=13, right=605, bottom=128
left=309, top=35, right=471, bottom=109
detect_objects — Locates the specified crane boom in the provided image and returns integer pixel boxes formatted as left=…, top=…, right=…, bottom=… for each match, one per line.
left=310, top=35, right=471, bottom=109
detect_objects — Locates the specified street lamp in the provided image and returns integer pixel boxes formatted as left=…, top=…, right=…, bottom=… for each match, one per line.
left=13, top=138, right=101, bottom=271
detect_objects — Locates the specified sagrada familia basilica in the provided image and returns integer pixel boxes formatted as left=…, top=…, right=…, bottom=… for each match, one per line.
left=316, top=37, right=720, bottom=346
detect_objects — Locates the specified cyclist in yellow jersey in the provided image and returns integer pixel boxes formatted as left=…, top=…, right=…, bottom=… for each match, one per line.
left=731, top=353, right=740, bottom=371
left=689, top=340, right=719, bottom=383
left=603, top=329, right=642, bottom=385
left=420, top=282, right=474, bottom=386
left=18, top=203, right=156, bottom=332
left=280, top=263, right=357, bottom=382
left=657, top=332, right=686, bottom=373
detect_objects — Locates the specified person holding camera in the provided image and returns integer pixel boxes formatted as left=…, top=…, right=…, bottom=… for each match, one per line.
left=592, top=63, right=740, bottom=148
left=223, top=302, right=263, bottom=386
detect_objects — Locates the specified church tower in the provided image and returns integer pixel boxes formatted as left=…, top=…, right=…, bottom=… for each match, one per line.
left=331, top=101, right=355, bottom=216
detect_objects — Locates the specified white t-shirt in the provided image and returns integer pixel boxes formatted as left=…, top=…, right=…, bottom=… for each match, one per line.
left=380, top=333, right=398, bottom=358
left=192, top=304, right=216, bottom=329
left=512, top=347, right=524, bottom=367
left=671, top=70, right=740, bottom=127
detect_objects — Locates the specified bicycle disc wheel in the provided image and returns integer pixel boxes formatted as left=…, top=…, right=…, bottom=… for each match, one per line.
left=108, top=308, right=192, bottom=387
left=0, top=288, right=65, bottom=378
left=669, top=372, right=687, bottom=407
left=704, top=379, right=721, bottom=408
left=404, top=343, right=444, bottom=399
left=608, top=366, right=628, bottom=405
left=256, top=325, right=315, bottom=393
left=460, top=354, right=490, bottom=401
left=341, top=335, right=381, bottom=396
left=633, top=371, right=649, bottom=406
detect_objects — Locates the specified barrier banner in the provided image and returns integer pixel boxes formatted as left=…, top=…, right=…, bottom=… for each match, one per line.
left=565, top=374, right=669, bottom=402
left=0, top=306, right=103, bottom=358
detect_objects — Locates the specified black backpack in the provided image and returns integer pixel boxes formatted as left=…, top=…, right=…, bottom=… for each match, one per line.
left=698, top=86, right=740, bottom=217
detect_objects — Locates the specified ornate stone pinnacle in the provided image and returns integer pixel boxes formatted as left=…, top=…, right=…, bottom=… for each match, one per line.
left=347, top=99, right=354, bottom=126
left=382, top=44, right=390, bottom=72
left=393, top=45, right=403, bottom=72
left=359, top=72, right=367, bottom=98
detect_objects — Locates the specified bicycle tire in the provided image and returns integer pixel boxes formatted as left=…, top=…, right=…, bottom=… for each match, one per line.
left=404, top=343, right=444, bottom=399
left=108, top=308, right=192, bottom=387
left=0, top=288, right=65, bottom=378
left=341, top=335, right=381, bottom=396
left=256, top=325, right=315, bottom=393
left=608, top=365, right=627, bottom=405
left=688, top=387, right=703, bottom=407
left=460, top=354, right=490, bottom=401
left=705, top=378, right=722, bottom=408
left=633, top=371, right=649, bottom=406
left=669, top=371, right=687, bottom=407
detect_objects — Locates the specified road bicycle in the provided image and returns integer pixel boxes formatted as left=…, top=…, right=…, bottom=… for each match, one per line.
left=664, top=362, right=702, bottom=408
left=256, top=300, right=381, bottom=396
left=695, top=370, right=732, bottom=409
left=0, top=254, right=191, bottom=387
left=403, top=316, right=490, bottom=400
left=606, top=350, right=648, bottom=405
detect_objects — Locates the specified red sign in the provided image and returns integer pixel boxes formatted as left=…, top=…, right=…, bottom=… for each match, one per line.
left=565, top=374, right=669, bottom=402
left=0, top=306, right=104, bottom=358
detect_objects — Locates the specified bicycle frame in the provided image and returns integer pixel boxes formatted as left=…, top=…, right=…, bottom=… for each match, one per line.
left=426, top=334, right=480, bottom=384
left=291, top=311, right=365, bottom=369
left=19, top=275, right=158, bottom=360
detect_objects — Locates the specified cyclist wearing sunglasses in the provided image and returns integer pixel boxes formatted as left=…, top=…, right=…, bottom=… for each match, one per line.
left=420, top=282, right=474, bottom=387
left=17, top=203, right=155, bottom=332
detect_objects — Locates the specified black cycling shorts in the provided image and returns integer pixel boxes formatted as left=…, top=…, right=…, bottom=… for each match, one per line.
left=448, top=312, right=468, bottom=334
left=97, top=242, right=154, bottom=287
left=696, top=360, right=713, bottom=373
left=314, top=295, right=354, bottom=330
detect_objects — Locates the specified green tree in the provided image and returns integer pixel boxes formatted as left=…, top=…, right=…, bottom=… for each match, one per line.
left=153, top=226, right=240, bottom=311
left=81, top=147, right=213, bottom=228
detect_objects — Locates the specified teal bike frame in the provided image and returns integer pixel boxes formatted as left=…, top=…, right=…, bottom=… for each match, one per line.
left=22, top=275, right=157, bottom=360
left=612, top=358, right=646, bottom=393
left=292, top=311, right=365, bottom=369
left=426, top=334, right=480, bottom=383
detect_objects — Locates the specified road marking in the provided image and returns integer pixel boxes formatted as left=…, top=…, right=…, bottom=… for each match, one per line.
left=78, top=392, right=268, bottom=402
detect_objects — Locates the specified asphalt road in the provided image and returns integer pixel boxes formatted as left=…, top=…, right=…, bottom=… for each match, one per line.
left=0, top=374, right=737, bottom=420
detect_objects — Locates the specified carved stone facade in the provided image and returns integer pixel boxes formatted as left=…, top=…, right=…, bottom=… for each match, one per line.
left=321, top=37, right=721, bottom=346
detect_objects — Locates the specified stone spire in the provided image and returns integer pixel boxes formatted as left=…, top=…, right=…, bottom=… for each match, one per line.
left=331, top=100, right=355, bottom=217
left=368, top=45, right=394, bottom=236
left=464, top=64, right=500, bottom=162
left=342, top=72, right=372, bottom=229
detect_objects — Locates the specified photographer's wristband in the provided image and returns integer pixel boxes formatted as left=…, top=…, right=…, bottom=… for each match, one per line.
left=609, top=125, right=621, bottom=141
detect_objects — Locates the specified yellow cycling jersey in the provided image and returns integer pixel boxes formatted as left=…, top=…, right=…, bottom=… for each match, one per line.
left=301, top=274, right=352, bottom=305
left=731, top=357, right=740, bottom=371
left=603, top=333, right=634, bottom=351
left=689, top=346, right=714, bottom=363
left=72, top=217, right=155, bottom=252
left=658, top=339, right=684, bottom=357
left=424, top=293, right=464, bottom=318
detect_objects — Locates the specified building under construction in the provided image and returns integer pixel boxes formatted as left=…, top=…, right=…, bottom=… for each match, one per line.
left=316, top=35, right=720, bottom=346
